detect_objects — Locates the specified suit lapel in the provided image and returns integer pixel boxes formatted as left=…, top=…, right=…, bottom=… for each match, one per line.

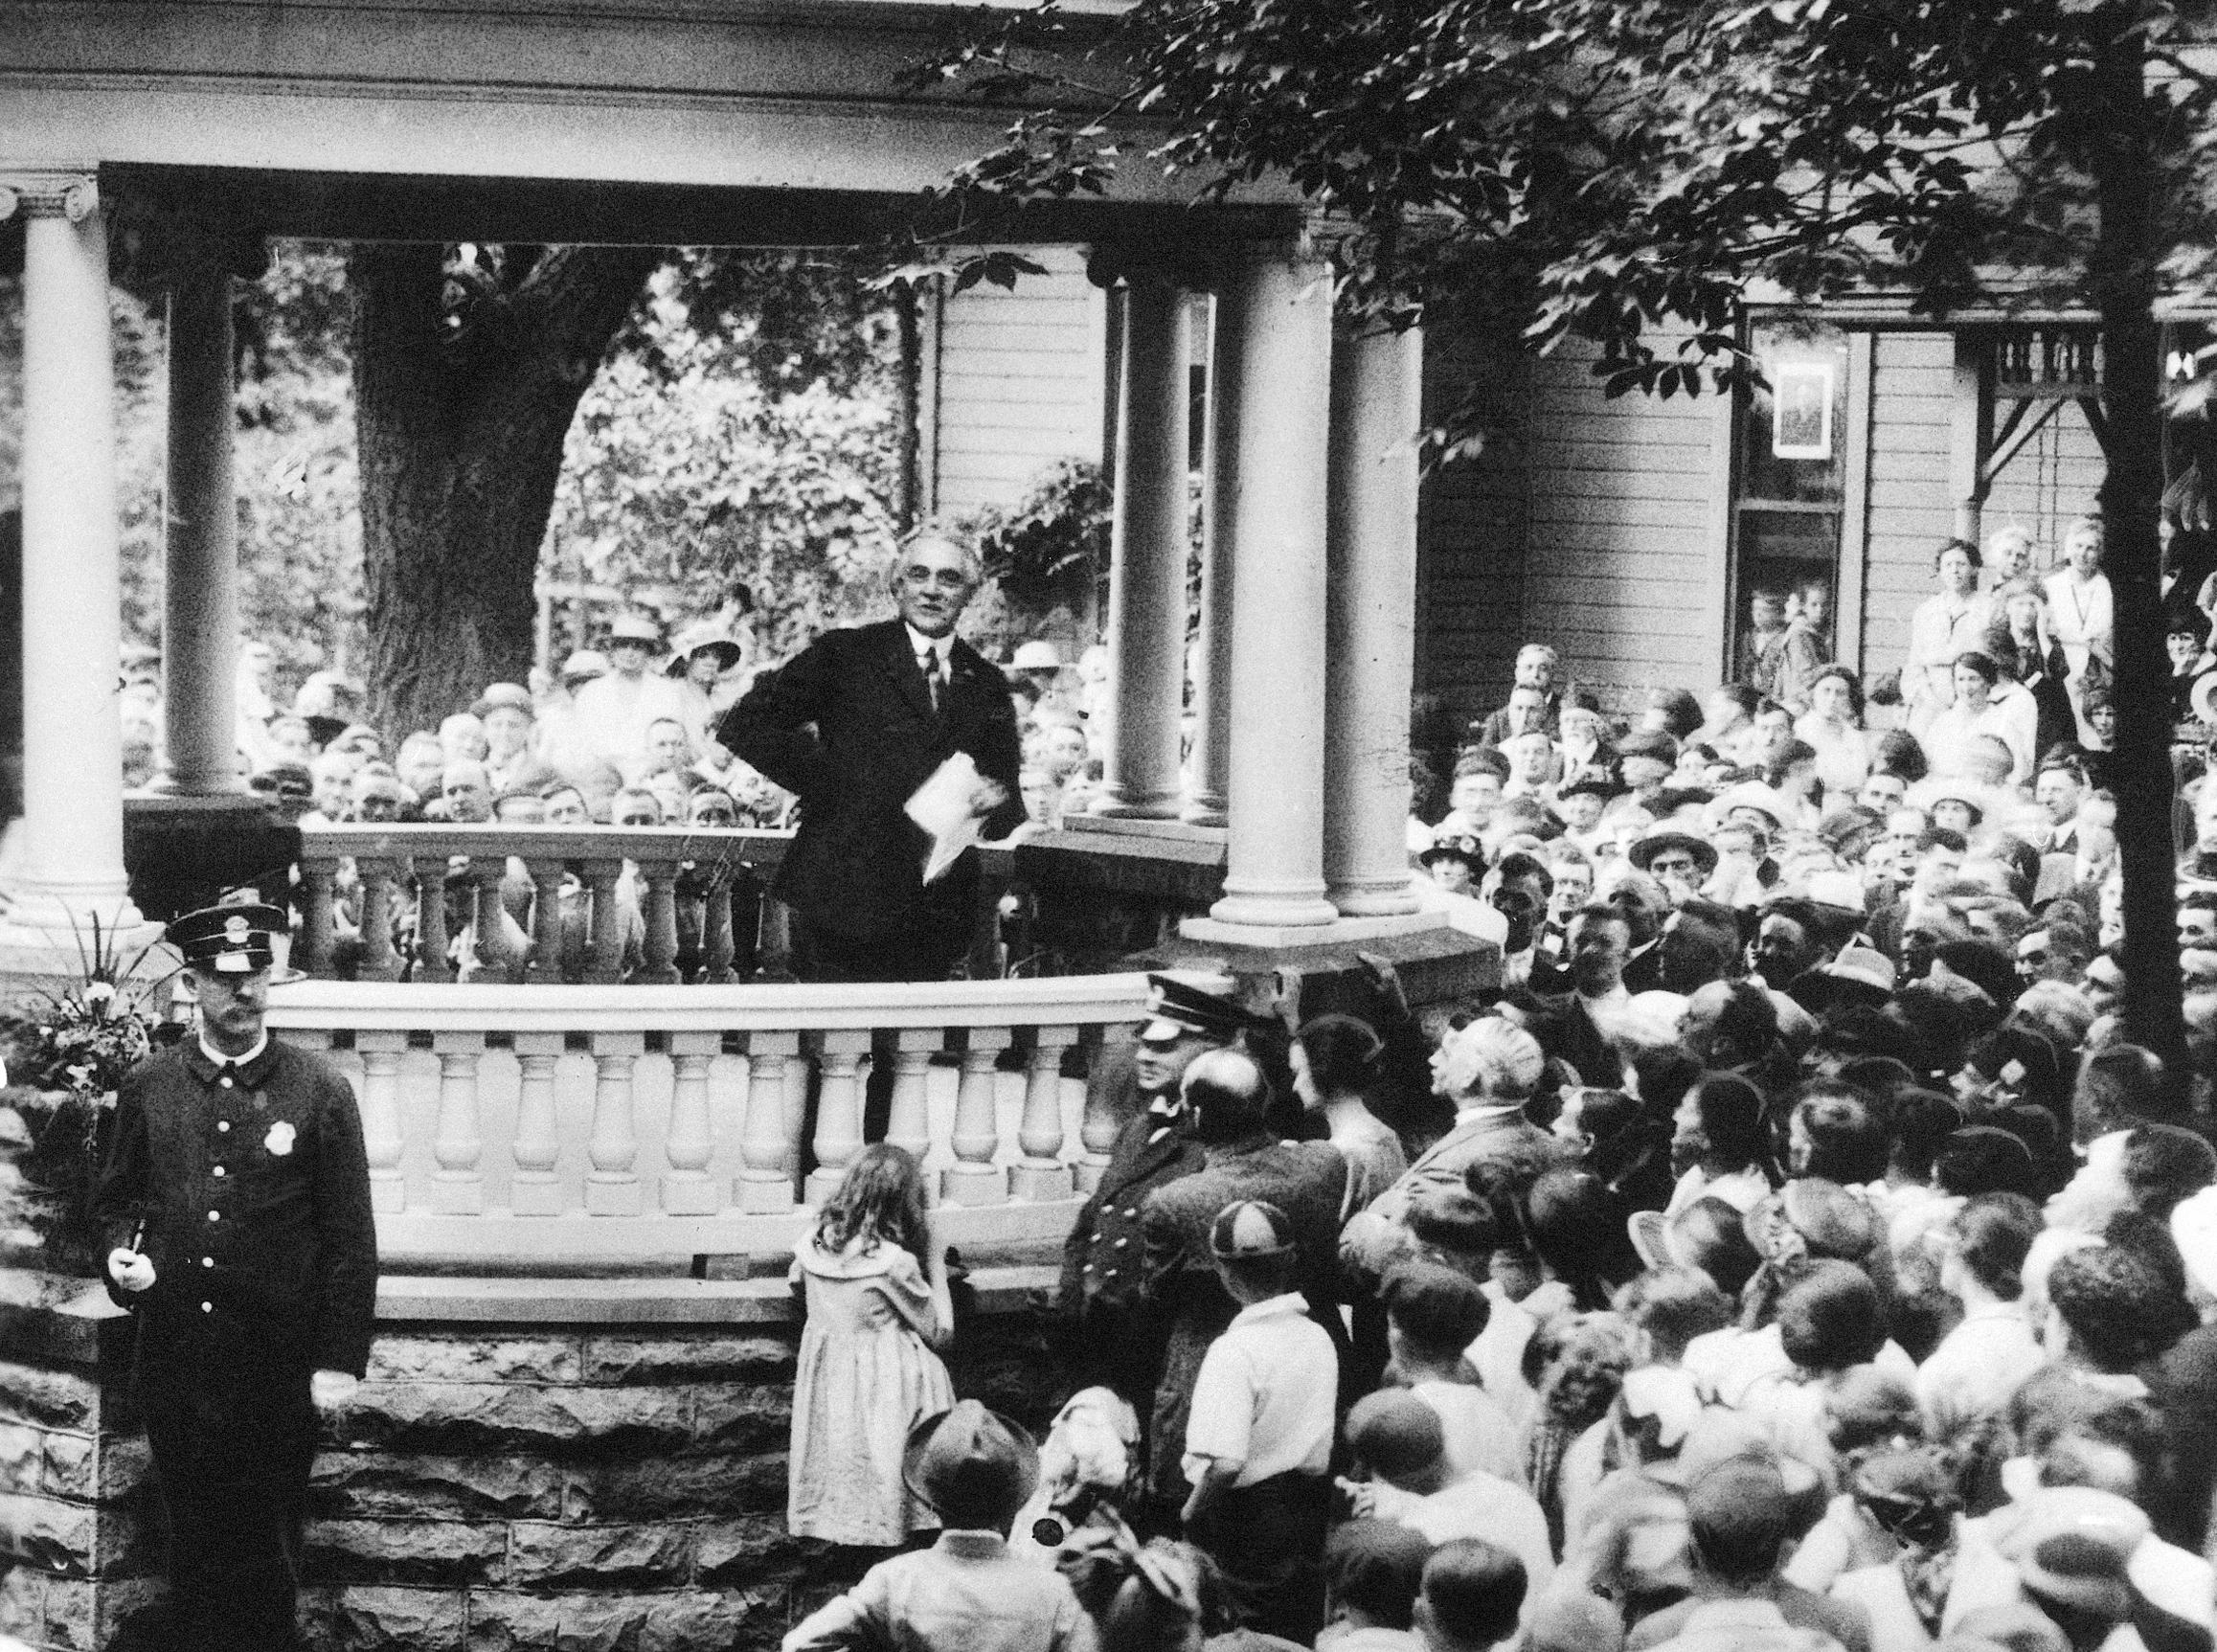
left=875, top=621, right=940, bottom=725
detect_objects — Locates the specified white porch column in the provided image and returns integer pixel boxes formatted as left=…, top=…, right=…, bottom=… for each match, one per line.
left=1323, top=323, right=1423, bottom=917
left=0, top=171, right=148, bottom=947
left=155, top=249, right=243, bottom=795
left=1092, top=275, right=1190, bottom=820
left=1199, top=249, right=1340, bottom=934
left=1183, top=291, right=1235, bottom=827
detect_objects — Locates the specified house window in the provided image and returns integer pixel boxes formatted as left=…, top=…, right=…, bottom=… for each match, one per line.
left=1729, top=319, right=1853, bottom=683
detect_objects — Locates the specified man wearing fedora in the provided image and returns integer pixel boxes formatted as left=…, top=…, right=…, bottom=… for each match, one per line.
left=95, top=903, right=377, bottom=1652
left=722, top=531, right=1027, bottom=985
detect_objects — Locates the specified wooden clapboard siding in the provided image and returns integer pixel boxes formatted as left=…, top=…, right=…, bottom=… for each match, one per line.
left=928, top=248, right=1109, bottom=519
left=1518, top=340, right=1727, bottom=709
left=1415, top=329, right=1530, bottom=725
left=1858, top=333, right=1958, bottom=686
left=1856, top=331, right=2108, bottom=689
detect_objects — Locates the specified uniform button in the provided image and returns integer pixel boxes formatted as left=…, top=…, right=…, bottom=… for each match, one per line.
left=212, top=1166, right=225, bottom=1178
left=200, top=1302, right=212, bottom=1313
left=207, top=1211, right=219, bottom=1222
left=1123, top=1209, right=1139, bottom=1218
left=1103, top=1268, right=1119, bottom=1279
left=219, top=1077, right=234, bottom=1089
left=217, top=1121, right=230, bottom=1134
left=201, top=1257, right=213, bottom=1268
left=1116, top=1238, right=1129, bottom=1249
left=1082, top=1264, right=1096, bottom=1274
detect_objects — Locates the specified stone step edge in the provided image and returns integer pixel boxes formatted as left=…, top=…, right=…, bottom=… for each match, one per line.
left=374, top=1264, right=1059, bottom=1324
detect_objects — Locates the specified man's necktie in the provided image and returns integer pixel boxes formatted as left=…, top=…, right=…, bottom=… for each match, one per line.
left=918, top=649, right=942, bottom=713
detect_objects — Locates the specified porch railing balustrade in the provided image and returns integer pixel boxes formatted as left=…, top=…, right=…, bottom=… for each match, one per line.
left=262, top=973, right=1174, bottom=1268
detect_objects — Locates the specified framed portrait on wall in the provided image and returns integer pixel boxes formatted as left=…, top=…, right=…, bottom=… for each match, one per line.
left=1771, top=361, right=1834, bottom=460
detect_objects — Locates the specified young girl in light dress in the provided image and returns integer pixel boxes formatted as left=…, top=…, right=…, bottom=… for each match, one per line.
left=787, top=1143, right=956, bottom=1547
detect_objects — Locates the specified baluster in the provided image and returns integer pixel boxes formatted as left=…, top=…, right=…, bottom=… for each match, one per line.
left=1074, top=1026, right=1125, bottom=1193
left=663, top=1031, right=721, bottom=1214
left=735, top=1030, right=800, bottom=1212
left=356, top=1030, right=407, bottom=1213
left=1010, top=1024, right=1078, bottom=1201
left=585, top=1031, right=645, bottom=1215
left=428, top=1031, right=486, bottom=1214
left=702, top=866, right=738, bottom=984
left=526, top=857, right=567, bottom=984
left=359, top=857, right=401, bottom=983
left=297, top=861, right=336, bottom=977
left=756, top=894, right=795, bottom=982
left=942, top=1026, right=1012, bottom=1206
left=583, top=859, right=625, bottom=984
left=412, top=854, right=455, bottom=984
left=468, top=857, right=524, bottom=983
left=886, top=1030, right=941, bottom=1165
left=803, top=1030, right=872, bottom=1206
left=510, top=1031, right=564, bottom=1215
left=782, top=1034, right=810, bottom=1178
left=638, top=864, right=682, bottom=985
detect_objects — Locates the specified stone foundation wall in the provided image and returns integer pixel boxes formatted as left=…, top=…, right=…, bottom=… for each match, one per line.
left=0, top=1271, right=1063, bottom=1652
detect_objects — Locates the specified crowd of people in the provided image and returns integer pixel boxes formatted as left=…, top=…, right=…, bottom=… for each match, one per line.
left=780, top=511, right=2217, bottom=1652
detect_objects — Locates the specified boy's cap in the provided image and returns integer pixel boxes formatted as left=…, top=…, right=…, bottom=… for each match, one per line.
left=1210, top=1200, right=1295, bottom=1259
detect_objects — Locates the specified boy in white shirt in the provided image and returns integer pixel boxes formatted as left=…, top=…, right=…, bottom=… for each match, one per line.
left=1182, top=1199, right=1340, bottom=1645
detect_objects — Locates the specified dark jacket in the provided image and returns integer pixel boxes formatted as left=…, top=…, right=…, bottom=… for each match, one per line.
left=1059, top=1109, right=1206, bottom=1316
left=718, top=618, right=1027, bottom=945
left=94, top=1040, right=379, bottom=1404
left=1138, top=1136, right=1350, bottom=1498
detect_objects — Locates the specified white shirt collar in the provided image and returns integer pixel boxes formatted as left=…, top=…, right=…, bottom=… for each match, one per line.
left=1453, top=1101, right=1521, bottom=1125
left=904, top=623, right=954, bottom=666
left=199, top=1030, right=269, bottom=1070
left=1230, top=1291, right=1309, bottom=1327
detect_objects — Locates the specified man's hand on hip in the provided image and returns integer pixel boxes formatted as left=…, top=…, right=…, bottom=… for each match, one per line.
left=311, top=1370, right=360, bottom=1410
left=106, top=1249, right=155, bottom=1293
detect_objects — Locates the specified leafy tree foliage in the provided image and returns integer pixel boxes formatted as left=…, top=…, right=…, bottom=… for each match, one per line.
left=545, top=250, right=912, bottom=667
left=932, top=0, right=2217, bottom=1069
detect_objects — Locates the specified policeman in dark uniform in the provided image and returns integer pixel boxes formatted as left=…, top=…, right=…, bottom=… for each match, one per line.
left=96, top=903, right=378, bottom=1652
left=1053, top=976, right=1262, bottom=1413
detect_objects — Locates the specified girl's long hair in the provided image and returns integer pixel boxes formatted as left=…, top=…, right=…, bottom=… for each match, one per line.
left=813, top=1143, right=931, bottom=1274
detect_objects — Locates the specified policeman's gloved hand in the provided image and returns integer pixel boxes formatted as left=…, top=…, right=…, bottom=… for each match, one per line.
left=311, top=1370, right=360, bottom=1410
left=106, top=1249, right=155, bottom=1293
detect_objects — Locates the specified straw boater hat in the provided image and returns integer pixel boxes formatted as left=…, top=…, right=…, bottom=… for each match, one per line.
left=1010, top=641, right=1063, bottom=672
left=605, top=612, right=663, bottom=646
left=471, top=682, right=533, bottom=720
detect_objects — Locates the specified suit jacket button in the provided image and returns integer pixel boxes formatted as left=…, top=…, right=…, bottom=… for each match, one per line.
left=212, top=1166, right=225, bottom=1177
left=207, top=1211, right=219, bottom=1222
left=219, top=1077, right=233, bottom=1089
left=200, top=1302, right=212, bottom=1313
left=217, top=1121, right=230, bottom=1133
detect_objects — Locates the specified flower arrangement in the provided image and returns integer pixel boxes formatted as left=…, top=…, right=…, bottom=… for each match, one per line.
left=0, top=915, right=180, bottom=1275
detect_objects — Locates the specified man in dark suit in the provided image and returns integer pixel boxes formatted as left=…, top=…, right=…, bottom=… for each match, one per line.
left=1138, top=1048, right=1349, bottom=1516
left=719, top=531, right=1028, bottom=984
left=96, top=904, right=378, bottom=1652
left=1053, top=977, right=1259, bottom=1415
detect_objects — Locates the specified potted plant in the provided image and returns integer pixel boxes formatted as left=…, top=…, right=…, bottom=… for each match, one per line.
left=0, top=918, right=180, bottom=1278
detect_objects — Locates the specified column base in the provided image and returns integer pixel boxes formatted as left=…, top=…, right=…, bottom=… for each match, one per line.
left=427, top=1174, right=486, bottom=1217
left=1181, top=910, right=1445, bottom=949
left=143, top=773, right=247, bottom=800
left=584, top=1176, right=645, bottom=1217
left=510, top=1173, right=562, bottom=1217
left=1073, top=1158, right=1111, bottom=1196
left=1180, top=794, right=1228, bottom=827
left=0, top=894, right=163, bottom=996
left=660, top=1171, right=720, bottom=1216
left=1009, top=1162, right=1075, bottom=1203
left=734, top=1172, right=796, bottom=1214
left=1327, top=874, right=1423, bottom=918
left=370, top=1172, right=406, bottom=1215
left=941, top=1164, right=1008, bottom=1207
left=1086, top=791, right=1188, bottom=823
left=1064, top=812, right=1226, bottom=844
left=803, top=1166, right=846, bottom=1208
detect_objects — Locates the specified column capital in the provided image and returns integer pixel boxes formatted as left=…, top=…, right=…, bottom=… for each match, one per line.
left=0, top=171, right=100, bottom=223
